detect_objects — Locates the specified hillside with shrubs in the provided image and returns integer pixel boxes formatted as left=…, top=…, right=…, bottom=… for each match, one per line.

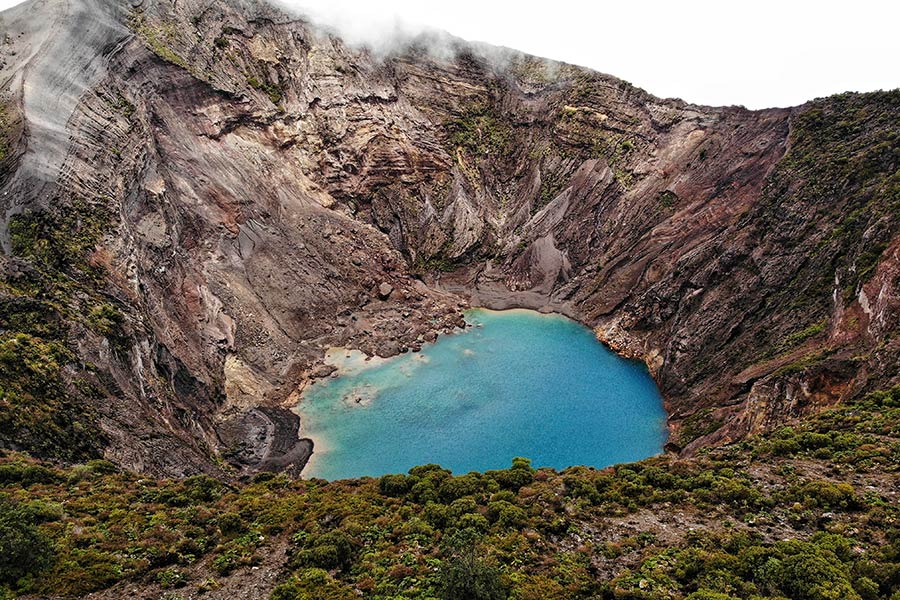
left=1, top=387, right=898, bottom=599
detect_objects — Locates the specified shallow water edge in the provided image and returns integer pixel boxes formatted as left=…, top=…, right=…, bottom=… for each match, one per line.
left=295, top=308, right=669, bottom=481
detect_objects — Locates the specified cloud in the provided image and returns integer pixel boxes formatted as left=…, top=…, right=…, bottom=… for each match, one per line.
left=268, top=0, right=900, bottom=109
left=273, top=0, right=444, bottom=55
left=274, top=0, right=543, bottom=78
left=3, top=0, right=896, bottom=108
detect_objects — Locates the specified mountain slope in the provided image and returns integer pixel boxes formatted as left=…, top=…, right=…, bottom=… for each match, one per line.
left=0, top=0, right=898, bottom=477
left=1, top=386, right=898, bottom=599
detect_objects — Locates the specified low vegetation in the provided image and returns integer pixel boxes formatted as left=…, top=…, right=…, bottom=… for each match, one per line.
left=756, top=90, right=900, bottom=329
left=0, top=387, right=897, bottom=599
left=0, top=200, right=122, bottom=462
left=0, top=105, right=11, bottom=163
left=676, top=408, right=724, bottom=447
left=246, top=74, right=284, bottom=105
left=445, top=104, right=512, bottom=158
left=129, top=11, right=189, bottom=69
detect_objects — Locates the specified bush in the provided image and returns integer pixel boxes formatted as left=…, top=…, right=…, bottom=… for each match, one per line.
left=487, top=458, right=534, bottom=491
left=0, top=460, right=59, bottom=486
left=448, top=497, right=479, bottom=519
left=797, top=481, right=858, bottom=510
left=457, top=513, right=490, bottom=533
left=410, top=479, right=439, bottom=504
left=156, top=567, right=187, bottom=588
left=182, top=475, right=224, bottom=503
left=42, top=547, right=121, bottom=595
left=439, top=474, right=487, bottom=502
left=486, top=501, right=527, bottom=529
left=424, top=501, right=451, bottom=529
left=217, top=512, right=246, bottom=537
left=776, top=549, right=861, bottom=600
left=866, top=386, right=900, bottom=408
left=291, top=531, right=355, bottom=572
left=0, top=496, right=54, bottom=587
left=508, top=573, right=567, bottom=600
left=408, top=464, right=452, bottom=479
left=270, top=569, right=357, bottom=600
left=379, top=473, right=411, bottom=497
left=438, top=530, right=508, bottom=600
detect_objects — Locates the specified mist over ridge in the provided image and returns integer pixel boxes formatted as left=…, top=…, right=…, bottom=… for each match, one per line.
left=272, top=0, right=899, bottom=109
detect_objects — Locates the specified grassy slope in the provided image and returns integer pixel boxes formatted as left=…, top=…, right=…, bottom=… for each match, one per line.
left=1, top=387, right=897, bottom=600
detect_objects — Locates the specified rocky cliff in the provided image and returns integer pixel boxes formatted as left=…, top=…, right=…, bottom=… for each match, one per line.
left=0, top=0, right=897, bottom=477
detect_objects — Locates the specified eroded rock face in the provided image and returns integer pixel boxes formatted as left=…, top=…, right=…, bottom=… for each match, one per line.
left=0, top=0, right=897, bottom=476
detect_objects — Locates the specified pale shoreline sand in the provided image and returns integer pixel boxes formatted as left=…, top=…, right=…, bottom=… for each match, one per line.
left=295, top=312, right=483, bottom=478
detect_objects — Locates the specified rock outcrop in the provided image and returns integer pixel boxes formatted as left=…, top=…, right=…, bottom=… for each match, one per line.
left=0, top=0, right=897, bottom=476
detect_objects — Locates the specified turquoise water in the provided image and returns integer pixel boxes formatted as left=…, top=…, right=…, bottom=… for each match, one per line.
left=299, top=308, right=667, bottom=480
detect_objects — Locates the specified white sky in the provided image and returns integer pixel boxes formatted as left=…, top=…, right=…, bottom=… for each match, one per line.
left=1, top=0, right=897, bottom=108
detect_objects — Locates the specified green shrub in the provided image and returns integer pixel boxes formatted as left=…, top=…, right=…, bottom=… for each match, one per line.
left=156, top=567, right=187, bottom=588
left=290, top=530, right=355, bottom=572
left=445, top=104, right=511, bottom=157
left=776, top=549, right=861, bottom=600
left=487, top=501, right=527, bottom=529
left=379, top=473, right=411, bottom=497
left=0, top=460, right=59, bottom=486
left=217, top=512, right=246, bottom=537
left=797, top=481, right=858, bottom=510
left=270, top=569, right=357, bottom=600
left=457, top=513, right=490, bottom=533
left=0, top=497, right=54, bottom=587
left=438, top=530, right=508, bottom=600
left=410, top=479, right=439, bottom=504
left=448, top=497, right=479, bottom=519
left=424, top=501, right=451, bottom=528
left=44, top=547, right=123, bottom=595
left=439, top=474, right=487, bottom=502
left=487, top=459, right=535, bottom=491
